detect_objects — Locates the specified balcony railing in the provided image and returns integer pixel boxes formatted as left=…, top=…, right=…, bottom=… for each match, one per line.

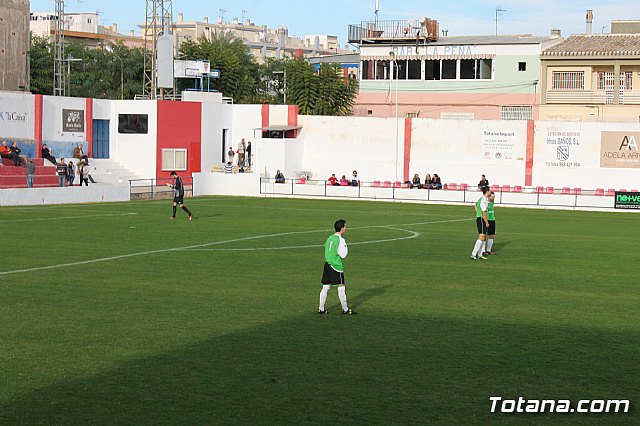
left=348, top=19, right=439, bottom=44
left=545, top=90, right=640, bottom=105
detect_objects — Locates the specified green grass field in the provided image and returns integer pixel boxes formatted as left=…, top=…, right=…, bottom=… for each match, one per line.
left=1, top=196, right=638, bottom=425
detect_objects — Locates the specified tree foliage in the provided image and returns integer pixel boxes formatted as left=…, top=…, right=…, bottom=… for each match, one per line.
left=285, top=58, right=358, bottom=116
left=29, top=35, right=144, bottom=99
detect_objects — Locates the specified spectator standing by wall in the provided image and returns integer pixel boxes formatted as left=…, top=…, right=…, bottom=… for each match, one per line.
left=478, top=174, right=489, bottom=190
left=227, top=147, right=235, bottom=164
left=237, top=139, right=246, bottom=167
left=56, top=158, right=68, bottom=187
left=68, top=161, right=76, bottom=186
left=246, top=141, right=252, bottom=166
left=78, top=160, right=89, bottom=186
left=25, top=160, right=36, bottom=188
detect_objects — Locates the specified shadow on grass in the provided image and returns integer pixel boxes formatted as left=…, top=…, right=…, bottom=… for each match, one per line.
left=1, top=312, right=637, bottom=426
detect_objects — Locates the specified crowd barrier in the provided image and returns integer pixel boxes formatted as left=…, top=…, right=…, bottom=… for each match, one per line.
left=259, top=178, right=621, bottom=210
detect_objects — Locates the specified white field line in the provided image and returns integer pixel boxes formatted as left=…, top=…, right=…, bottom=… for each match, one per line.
left=0, top=213, right=138, bottom=223
left=185, top=226, right=420, bottom=252
left=0, top=218, right=470, bottom=276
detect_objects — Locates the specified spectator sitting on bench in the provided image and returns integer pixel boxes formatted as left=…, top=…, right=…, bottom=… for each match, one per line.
left=340, top=175, right=349, bottom=185
left=350, top=170, right=359, bottom=186
left=223, top=161, right=234, bottom=174
left=73, top=143, right=89, bottom=164
left=42, top=144, right=57, bottom=165
left=432, top=173, right=442, bottom=189
left=328, top=174, right=339, bottom=186
left=0, top=141, right=18, bottom=165
left=275, top=169, right=286, bottom=183
left=424, top=174, right=432, bottom=189
left=409, top=173, right=422, bottom=189
left=9, top=142, right=26, bottom=166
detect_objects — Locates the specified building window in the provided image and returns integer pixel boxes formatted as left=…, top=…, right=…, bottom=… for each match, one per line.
left=551, top=71, right=584, bottom=90
left=518, top=62, right=526, bottom=71
left=118, top=114, right=148, bottom=134
left=406, top=112, right=419, bottom=118
left=460, top=59, right=476, bottom=79
left=501, top=106, right=533, bottom=120
left=425, top=60, right=441, bottom=80
left=407, top=60, right=421, bottom=80
left=162, top=149, right=187, bottom=171
left=375, top=60, right=389, bottom=80
left=442, top=60, right=457, bottom=79
left=361, top=60, right=373, bottom=80
left=597, top=71, right=632, bottom=90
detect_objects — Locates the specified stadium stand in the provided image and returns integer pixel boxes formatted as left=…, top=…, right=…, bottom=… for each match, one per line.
left=573, top=188, right=582, bottom=195
left=561, top=187, right=570, bottom=194
left=460, top=183, right=468, bottom=191
left=0, top=158, right=59, bottom=188
left=502, top=185, right=511, bottom=193
left=545, top=187, right=554, bottom=194
left=448, top=183, right=458, bottom=190
left=513, top=185, right=522, bottom=192
left=383, top=181, right=392, bottom=188
left=595, top=188, right=605, bottom=196
left=372, top=180, right=381, bottom=187
left=606, top=189, right=616, bottom=196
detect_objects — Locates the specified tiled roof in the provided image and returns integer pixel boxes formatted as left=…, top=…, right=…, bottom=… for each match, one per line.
left=542, top=34, right=640, bottom=56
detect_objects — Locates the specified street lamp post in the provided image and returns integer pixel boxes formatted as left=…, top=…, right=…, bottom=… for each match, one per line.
left=66, top=55, right=82, bottom=97
left=389, top=51, right=399, bottom=182
left=112, top=52, right=124, bottom=100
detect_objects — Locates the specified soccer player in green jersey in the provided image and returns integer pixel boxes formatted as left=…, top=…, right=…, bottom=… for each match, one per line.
left=471, top=186, right=490, bottom=260
left=484, top=191, right=496, bottom=255
left=318, top=219, right=356, bottom=315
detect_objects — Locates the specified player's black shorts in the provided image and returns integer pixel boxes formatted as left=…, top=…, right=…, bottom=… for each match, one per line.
left=321, top=262, right=345, bottom=285
left=488, top=220, right=496, bottom=236
left=173, top=196, right=184, bottom=204
left=476, top=217, right=488, bottom=234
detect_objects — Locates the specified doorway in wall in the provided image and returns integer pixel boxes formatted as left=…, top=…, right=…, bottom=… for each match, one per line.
left=92, top=119, right=110, bottom=158
left=222, top=128, right=229, bottom=163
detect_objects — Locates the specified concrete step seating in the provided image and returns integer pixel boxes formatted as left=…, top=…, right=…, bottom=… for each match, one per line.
left=0, top=158, right=59, bottom=188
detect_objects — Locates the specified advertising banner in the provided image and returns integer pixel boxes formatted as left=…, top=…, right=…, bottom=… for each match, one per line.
left=545, top=129, right=582, bottom=168
left=482, top=130, right=519, bottom=162
left=601, top=131, right=640, bottom=168
left=62, top=109, right=84, bottom=132
left=0, top=97, right=34, bottom=138
left=614, top=191, right=640, bottom=209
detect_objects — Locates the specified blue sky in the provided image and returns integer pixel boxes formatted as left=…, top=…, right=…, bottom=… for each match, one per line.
left=30, top=0, right=640, bottom=46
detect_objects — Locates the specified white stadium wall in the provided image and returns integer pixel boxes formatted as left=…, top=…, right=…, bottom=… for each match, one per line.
left=110, top=100, right=158, bottom=180
left=533, top=121, right=640, bottom=190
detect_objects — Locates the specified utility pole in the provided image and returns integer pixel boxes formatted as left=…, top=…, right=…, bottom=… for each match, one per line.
left=495, top=8, right=506, bottom=36
left=143, top=0, right=173, bottom=99
left=54, top=0, right=66, bottom=96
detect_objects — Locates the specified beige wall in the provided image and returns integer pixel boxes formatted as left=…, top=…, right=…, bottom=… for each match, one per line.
left=0, top=0, right=29, bottom=91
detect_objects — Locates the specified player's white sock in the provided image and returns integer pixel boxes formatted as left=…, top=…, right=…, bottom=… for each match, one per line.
left=472, top=239, right=483, bottom=257
left=337, top=286, right=348, bottom=311
left=487, top=239, right=494, bottom=252
left=319, top=285, right=330, bottom=311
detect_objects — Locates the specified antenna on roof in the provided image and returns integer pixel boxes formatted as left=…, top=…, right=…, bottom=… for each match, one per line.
left=374, top=0, right=379, bottom=27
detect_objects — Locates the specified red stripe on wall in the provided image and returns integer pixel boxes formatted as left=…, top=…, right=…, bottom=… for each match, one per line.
left=525, top=119, right=535, bottom=186
left=287, top=105, right=298, bottom=138
left=85, top=98, right=93, bottom=158
left=156, top=100, right=202, bottom=179
left=262, top=104, right=270, bottom=130
left=34, top=94, right=43, bottom=157
left=403, top=118, right=412, bottom=182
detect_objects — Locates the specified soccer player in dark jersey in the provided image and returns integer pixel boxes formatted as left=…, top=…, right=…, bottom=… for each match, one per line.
left=167, top=171, right=193, bottom=220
